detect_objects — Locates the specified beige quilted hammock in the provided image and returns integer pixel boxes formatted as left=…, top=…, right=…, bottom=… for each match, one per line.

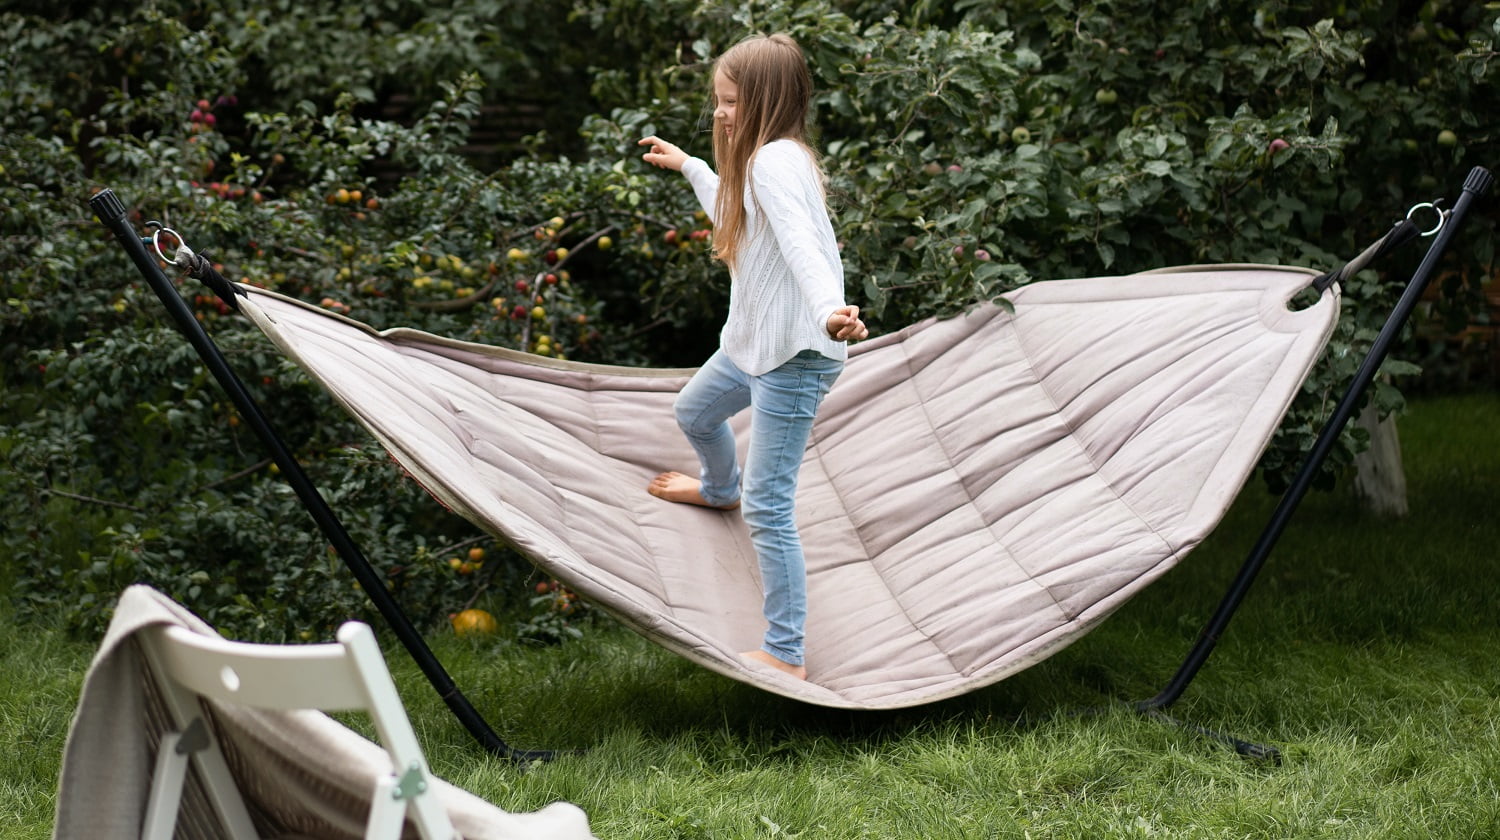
left=236, top=265, right=1338, bottom=709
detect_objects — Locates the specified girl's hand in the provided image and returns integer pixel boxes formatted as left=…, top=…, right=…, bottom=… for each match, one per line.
left=638, top=135, right=689, bottom=171
left=826, top=305, right=869, bottom=342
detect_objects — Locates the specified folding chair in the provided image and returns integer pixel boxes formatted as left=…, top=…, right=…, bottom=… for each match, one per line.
left=139, top=621, right=464, bottom=840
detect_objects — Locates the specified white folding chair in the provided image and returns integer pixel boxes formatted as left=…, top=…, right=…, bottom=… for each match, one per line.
left=138, top=621, right=458, bottom=840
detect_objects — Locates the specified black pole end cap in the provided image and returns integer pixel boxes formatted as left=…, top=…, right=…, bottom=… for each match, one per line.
left=1464, top=166, right=1493, bottom=197
left=89, top=188, right=126, bottom=223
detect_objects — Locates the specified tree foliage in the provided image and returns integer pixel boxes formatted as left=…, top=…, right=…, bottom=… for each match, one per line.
left=2, top=0, right=1495, bottom=637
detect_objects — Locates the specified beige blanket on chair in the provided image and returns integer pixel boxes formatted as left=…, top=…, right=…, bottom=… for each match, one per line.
left=53, top=585, right=593, bottom=840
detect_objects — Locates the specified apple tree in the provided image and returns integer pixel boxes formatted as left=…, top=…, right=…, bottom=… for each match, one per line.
left=3, top=0, right=1496, bottom=638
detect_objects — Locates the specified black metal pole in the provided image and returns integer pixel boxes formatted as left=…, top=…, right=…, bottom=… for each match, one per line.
left=1137, top=166, right=1493, bottom=717
left=89, top=188, right=554, bottom=763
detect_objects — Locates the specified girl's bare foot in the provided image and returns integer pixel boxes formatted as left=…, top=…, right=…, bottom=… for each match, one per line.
left=741, top=649, right=808, bottom=680
left=647, top=471, right=739, bottom=509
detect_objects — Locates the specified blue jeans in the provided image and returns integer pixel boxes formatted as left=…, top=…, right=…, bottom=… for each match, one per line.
left=674, top=349, right=844, bottom=666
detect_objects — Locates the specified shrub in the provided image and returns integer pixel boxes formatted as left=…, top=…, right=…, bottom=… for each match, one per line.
left=2, top=0, right=1495, bottom=639
left=574, top=0, right=1498, bottom=485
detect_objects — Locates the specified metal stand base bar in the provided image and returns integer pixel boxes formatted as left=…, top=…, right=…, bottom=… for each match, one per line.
left=90, top=188, right=555, bottom=764
left=1131, top=167, right=1492, bottom=754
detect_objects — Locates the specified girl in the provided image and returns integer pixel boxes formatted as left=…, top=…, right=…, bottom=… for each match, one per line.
left=638, top=33, right=868, bottom=681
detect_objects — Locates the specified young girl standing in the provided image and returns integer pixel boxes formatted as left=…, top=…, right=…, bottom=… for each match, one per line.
left=638, top=33, right=867, bottom=681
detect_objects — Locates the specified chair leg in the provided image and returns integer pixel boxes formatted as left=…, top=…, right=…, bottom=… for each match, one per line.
left=141, top=729, right=192, bottom=840
left=364, top=774, right=408, bottom=840
left=141, top=716, right=261, bottom=839
left=367, top=764, right=460, bottom=840
left=405, top=778, right=461, bottom=840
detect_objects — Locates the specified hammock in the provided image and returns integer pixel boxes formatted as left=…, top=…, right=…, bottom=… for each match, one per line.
left=235, top=264, right=1338, bottom=710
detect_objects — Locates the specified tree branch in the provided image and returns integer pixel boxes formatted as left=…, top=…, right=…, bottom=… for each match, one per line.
left=43, top=489, right=144, bottom=513
left=195, top=458, right=274, bottom=492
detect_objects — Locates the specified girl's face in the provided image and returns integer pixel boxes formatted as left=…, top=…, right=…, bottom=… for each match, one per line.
left=713, top=70, right=739, bottom=141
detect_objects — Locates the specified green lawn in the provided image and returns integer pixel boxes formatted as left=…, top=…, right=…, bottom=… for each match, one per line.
left=6, top=393, right=1498, bottom=838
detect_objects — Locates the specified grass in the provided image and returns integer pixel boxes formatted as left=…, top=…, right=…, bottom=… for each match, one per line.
left=0, top=613, right=95, bottom=840
left=6, top=392, right=1498, bottom=838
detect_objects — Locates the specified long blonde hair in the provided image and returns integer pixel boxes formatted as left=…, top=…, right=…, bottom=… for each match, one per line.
left=709, top=33, right=821, bottom=270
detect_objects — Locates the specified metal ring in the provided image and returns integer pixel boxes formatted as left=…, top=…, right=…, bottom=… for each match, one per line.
left=151, top=227, right=187, bottom=262
left=1405, top=202, right=1446, bottom=237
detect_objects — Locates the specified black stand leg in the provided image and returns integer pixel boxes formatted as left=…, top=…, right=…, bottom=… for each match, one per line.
left=1133, top=167, right=1493, bottom=761
left=89, top=188, right=555, bottom=764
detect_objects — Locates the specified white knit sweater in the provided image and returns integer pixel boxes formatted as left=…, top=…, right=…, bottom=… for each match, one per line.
left=680, top=139, right=847, bottom=376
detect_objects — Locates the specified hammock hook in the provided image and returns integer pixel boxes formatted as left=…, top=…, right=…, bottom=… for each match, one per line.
left=145, top=221, right=198, bottom=274
left=1405, top=200, right=1447, bottom=237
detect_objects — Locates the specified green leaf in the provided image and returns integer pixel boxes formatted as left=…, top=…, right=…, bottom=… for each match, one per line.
left=1096, top=240, right=1116, bottom=268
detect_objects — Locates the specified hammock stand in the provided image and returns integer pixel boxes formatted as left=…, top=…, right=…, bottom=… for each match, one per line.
left=88, top=166, right=1491, bottom=764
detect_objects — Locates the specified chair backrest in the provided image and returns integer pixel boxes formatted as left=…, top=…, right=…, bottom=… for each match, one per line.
left=138, top=621, right=457, bottom=840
